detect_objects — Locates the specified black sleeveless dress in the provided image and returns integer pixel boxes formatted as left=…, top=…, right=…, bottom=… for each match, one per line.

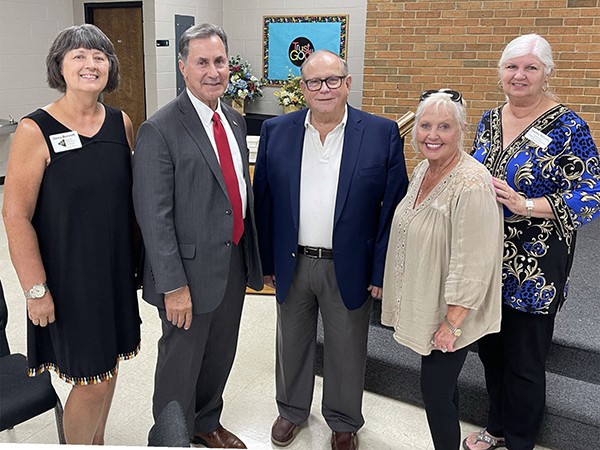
left=25, top=105, right=141, bottom=385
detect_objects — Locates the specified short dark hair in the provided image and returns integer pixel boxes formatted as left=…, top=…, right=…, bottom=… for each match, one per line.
left=46, top=24, right=120, bottom=93
left=178, top=23, right=228, bottom=62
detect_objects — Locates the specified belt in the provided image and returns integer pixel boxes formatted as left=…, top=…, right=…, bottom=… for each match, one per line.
left=298, top=245, right=333, bottom=259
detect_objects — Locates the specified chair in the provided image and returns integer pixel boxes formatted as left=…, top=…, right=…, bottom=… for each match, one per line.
left=0, top=279, right=65, bottom=443
left=147, top=400, right=190, bottom=447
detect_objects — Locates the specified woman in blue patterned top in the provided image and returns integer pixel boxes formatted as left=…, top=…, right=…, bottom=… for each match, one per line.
left=464, top=34, right=600, bottom=450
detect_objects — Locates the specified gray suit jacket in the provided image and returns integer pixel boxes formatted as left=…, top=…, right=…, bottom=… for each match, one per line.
left=132, top=91, right=263, bottom=314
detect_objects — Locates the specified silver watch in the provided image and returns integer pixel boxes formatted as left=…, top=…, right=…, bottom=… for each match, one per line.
left=525, top=198, right=535, bottom=218
left=24, top=283, right=48, bottom=299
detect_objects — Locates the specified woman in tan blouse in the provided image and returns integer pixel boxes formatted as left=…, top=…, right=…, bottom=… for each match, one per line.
left=381, top=90, right=503, bottom=450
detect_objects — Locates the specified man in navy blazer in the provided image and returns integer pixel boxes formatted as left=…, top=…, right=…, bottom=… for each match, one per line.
left=253, top=50, right=408, bottom=450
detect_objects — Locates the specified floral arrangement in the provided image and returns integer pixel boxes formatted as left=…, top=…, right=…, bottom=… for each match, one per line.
left=224, top=55, right=263, bottom=104
left=274, top=71, right=306, bottom=109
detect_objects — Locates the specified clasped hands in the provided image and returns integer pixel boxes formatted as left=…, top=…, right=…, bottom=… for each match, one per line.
left=431, top=325, right=458, bottom=353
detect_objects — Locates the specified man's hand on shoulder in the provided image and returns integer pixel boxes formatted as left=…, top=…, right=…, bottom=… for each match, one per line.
left=164, top=285, right=193, bottom=330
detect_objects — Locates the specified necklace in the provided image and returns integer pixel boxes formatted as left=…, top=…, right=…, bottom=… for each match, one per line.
left=416, top=170, right=444, bottom=202
left=416, top=153, right=461, bottom=204
left=417, top=172, right=441, bottom=200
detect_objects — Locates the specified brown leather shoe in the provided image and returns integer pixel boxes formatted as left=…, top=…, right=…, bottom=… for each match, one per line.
left=271, top=416, right=301, bottom=446
left=331, top=431, right=358, bottom=450
left=191, top=427, right=247, bottom=448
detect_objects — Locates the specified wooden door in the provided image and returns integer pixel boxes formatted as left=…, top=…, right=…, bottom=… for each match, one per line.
left=87, top=3, right=146, bottom=138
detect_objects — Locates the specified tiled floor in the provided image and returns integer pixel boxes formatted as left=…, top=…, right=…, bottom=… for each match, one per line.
left=0, top=185, right=551, bottom=449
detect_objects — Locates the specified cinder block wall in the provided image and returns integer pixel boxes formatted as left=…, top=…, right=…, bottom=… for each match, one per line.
left=363, top=0, right=600, bottom=174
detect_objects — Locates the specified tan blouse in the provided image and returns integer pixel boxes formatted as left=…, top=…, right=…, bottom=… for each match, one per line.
left=382, top=152, right=503, bottom=356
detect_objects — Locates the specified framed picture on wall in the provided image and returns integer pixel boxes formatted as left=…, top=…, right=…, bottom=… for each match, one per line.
left=262, top=15, right=348, bottom=85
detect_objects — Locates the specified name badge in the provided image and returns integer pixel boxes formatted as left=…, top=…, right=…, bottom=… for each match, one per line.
left=525, top=127, right=552, bottom=149
left=49, top=131, right=82, bottom=153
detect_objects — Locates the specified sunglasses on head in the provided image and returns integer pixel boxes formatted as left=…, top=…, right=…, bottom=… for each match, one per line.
left=419, top=89, right=463, bottom=103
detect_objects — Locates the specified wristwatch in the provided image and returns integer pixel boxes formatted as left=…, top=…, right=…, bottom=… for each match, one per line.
left=24, top=283, right=48, bottom=299
left=444, top=317, right=462, bottom=337
left=525, top=198, right=535, bottom=218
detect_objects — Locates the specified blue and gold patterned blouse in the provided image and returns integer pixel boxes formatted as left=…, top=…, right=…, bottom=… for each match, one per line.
left=472, top=104, right=600, bottom=314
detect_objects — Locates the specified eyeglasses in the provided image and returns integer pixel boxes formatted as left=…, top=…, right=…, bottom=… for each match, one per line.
left=419, top=89, right=463, bottom=103
left=303, top=76, right=347, bottom=92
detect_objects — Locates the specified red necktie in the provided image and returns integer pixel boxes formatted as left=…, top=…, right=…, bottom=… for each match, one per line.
left=212, top=111, right=244, bottom=244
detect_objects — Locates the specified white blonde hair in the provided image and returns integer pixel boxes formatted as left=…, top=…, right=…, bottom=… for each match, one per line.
left=411, top=91, right=467, bottom=152
left=498, top=34, right=554, bottom=76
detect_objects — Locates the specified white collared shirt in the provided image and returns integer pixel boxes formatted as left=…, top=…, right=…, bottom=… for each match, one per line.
left=186, top=88, right=247, bottom=217
left=298, top=106, right=348, bottom=248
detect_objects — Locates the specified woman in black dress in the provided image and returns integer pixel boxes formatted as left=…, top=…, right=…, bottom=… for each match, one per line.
left=2, top=24, right=140, bottom=444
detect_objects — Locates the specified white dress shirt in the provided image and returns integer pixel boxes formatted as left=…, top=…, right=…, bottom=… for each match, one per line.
left=298, top=106, right=348, bottom=249
left=187, top=88, right=247, bottom=218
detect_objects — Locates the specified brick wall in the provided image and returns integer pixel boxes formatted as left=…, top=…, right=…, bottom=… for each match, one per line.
left=363, top=0, right=600, bottom=174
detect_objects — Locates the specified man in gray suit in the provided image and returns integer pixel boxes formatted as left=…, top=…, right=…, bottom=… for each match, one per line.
left=132, top=23, right=262, bottom=449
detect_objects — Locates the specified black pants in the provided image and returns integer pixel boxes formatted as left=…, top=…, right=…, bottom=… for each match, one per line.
left=478, top=305, right=556, bottom=450
left=421, top=346, right=469, bottom=450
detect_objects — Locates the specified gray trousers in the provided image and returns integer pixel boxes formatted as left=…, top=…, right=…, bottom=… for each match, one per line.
left=151, top=244, right=246, bottom=438
left=276, top=254, right=373, bottom=432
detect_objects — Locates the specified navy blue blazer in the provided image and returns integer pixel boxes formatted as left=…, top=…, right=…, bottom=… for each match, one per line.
left=253, top=105, right=408, bottom=310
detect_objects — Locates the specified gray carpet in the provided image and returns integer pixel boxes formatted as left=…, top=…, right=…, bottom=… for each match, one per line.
left=548, top=218, right=600, bottom=384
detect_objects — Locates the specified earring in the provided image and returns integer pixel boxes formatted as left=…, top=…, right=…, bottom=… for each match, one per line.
left=542, top=81, right=548, bottom=92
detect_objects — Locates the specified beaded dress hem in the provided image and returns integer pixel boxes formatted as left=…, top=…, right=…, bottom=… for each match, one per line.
left=27, top=342, right=140, bottom=385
